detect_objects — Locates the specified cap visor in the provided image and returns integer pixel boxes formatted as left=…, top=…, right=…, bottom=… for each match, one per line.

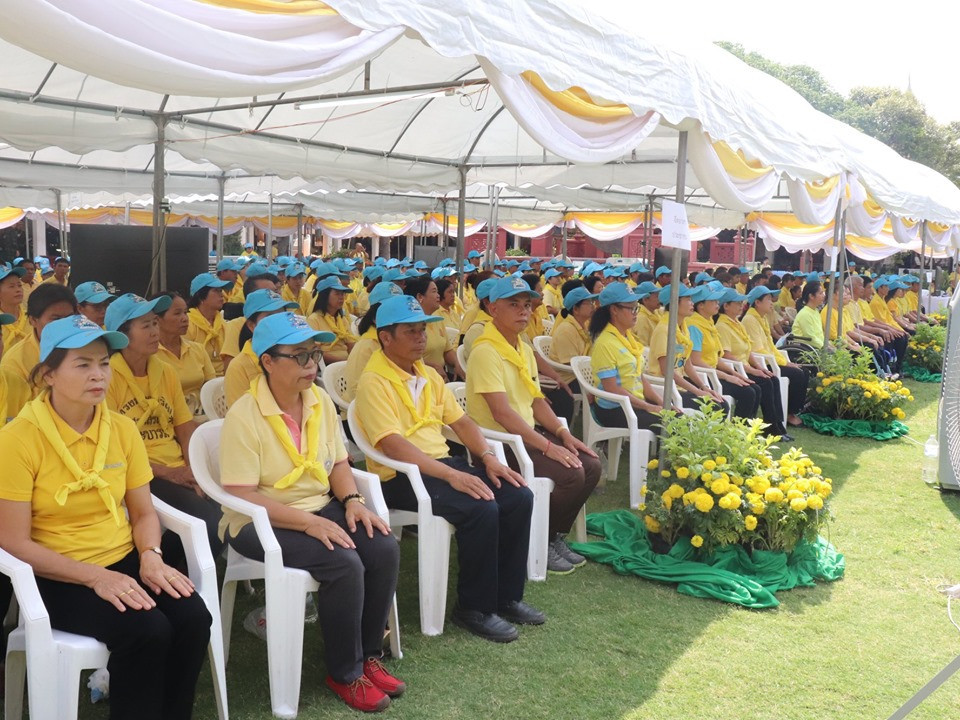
left=54, top=329, right=129, bottom=356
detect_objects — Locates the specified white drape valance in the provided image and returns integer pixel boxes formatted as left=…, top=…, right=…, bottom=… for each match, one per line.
left=687, top=132, right=780, bottom=213
left=784, top=174, right=848, bottom=226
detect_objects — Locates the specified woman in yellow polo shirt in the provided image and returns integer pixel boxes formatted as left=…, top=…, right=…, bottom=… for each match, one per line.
left=0, top=311, right=30, bottom=426
left=344, top=282, right=404, bottom=402
left=0, top=315, right=211, bottom=720
left=587, top=283, right=663, bottom=430
left=404, top=275, right=459, bottom=377
left=0, top=263, right=28, bottom=349
left=155, top=292, right=215, bottom=416
left=186, top=273, right=232, bottom=376
left=631, top=281, right=661, bottom=346
left=307, top=276, right=358, bottom=363
left=105, top=294, right=223, bottom=558
left=550, top=286, right=597, bottom=387
left=220, top=312, right=402, bottom=713
left=433, top=277, right=463, bottom=330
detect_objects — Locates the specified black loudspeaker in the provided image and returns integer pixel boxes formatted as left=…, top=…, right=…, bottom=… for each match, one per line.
left=69, top=225, right=209, bottom=297
left=653, top=247, right=689, bottom=278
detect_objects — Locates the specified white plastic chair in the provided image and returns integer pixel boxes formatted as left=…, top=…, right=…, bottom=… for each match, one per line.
left=189, top=420, right=400, bottom=719
left=200, top=377, right=228, bottom=420
left=456, top=344, right=468, bottom=374
left=570, top=357, right=655, bottom=509
left=347, top=402, right=455, bottom=635
left=531, top=335, right=582, bottom=424
left=690, top=366, right=734, bottom=419
left=751, top=352, right=790, bottom=427
left=2, top=496, right=229, bottom=720
left=321, top=360, right=349, bottom=415
left=444, top=326, right=459, bottom=349
left=446, top=382, right=555, bottom=581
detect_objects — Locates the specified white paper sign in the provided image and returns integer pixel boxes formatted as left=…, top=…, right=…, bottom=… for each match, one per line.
left=660, top=199, right=691, bottom=251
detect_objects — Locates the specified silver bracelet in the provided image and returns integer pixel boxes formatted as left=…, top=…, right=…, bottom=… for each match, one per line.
left=478, top=449, right=496, bottom=462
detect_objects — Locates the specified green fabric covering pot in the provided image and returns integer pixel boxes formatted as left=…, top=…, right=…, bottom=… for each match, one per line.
left=798, top=412, right=909, bottom=440
left=902, top=363, right=941, bottom=383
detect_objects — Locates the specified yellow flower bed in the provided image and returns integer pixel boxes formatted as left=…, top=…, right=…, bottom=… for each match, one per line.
left=806, top=344, right=913, bottom=422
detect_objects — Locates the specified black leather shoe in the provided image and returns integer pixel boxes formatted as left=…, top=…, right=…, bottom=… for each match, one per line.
left=451, top=606, right=519, bottom=643
left=498, top=600, right=546, bottom=626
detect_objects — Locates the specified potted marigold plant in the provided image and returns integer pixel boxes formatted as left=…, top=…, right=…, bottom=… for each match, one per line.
left=904, top=322, right=945, bottom=381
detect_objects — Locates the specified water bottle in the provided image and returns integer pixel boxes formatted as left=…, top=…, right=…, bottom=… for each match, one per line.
left=923, top=434, right=939, bottom=487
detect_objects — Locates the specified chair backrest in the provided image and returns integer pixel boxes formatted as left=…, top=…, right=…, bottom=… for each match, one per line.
left=456, top=344, right=468, bottom=373
left=189, top=419, right=225, bottom=493
left=200, top=377, right=227, bottom=420
left=444, top=326, right=458, bottom=348
left=532, top=335, right=552, bottom=361
left=321, top=360, right=349, bottom=413
left=447, top=381, right=467, bottom=411
left=570, top=355, right=595, bottom=390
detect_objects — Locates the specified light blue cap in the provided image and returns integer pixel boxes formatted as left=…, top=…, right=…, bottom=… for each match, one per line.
left=490, top=276, right=540, bottom=301
left=12, top=258, right=28, bottom=267
left=603, top=266, right=626, bottom=278
left=401, top=269, right=421, bottom=280
left=691, top=284, right=726, bottom=303
left=476, top=278, right=499, bottom=301
left=658, top=283, right=697, bottom=306
left=374, top=257, right=387, bottom=266
left=413, top=260, right=429, bottom=270
left=746, top=286, right=778, bottom=305
left=314, top=276, right=353, bottom=294
left=244, top=242, right=254, bottom=249
left=54, top=256, right=70, bottom=265
left=462, top=262, right=478, bottom=273
left=312, top=261, right=346, bottom=279
left=0, top=263, right=26, bottom=282
left=376, top=295, right=443, bottom=328
left=467, top=250, right=483, bottom=259
left=582, top=262, right=603, bottom=276
left=505, top=260, right=520, bottom=269
left=903, top=274, right=920, bottom=283
left=720, top=287, right=747, bottom=304
left=739, top=266, right=751, bottom=274
left=245, top=262, right=273, bottom=278
left=493, top=270, right=507, bottom=277
left=75, top=281, right=114, bottom=305
left=382, top=268, right=404, bottom=283
left=39, top=315, right=128, bottom=362
left=276, top=256, right=294, bottom=268
left=216, top=259, right=241, bottom=272
left=431, top=267, right=454, bottom=280
left=385, top=258, right=401, bottom=268
left=243, top=289, right=297, bottom=318
left=694, top=272, right=713, bottom=285
left=544, top=268, right=562, bottom=279
left=368, top=281, right=404, bottom=306
left=633, top=281, right=660, bottom=300
left=105, top=293, right=173, bottom=331
left=805, top=272, right=821, bottom=282
left=190, top=272, right=232, bottom=297
left=628, top=262, right=649, bottom=274
left=363, top=266, right=385, bottom=281
left=518, top=262, right=533, bottom=272
left=438, top=258, right=456, bottom=268
left=251, top=312, right=334, bottom=356
left=558, top=260, right=575, bottom=269
left=598, top=282, right=641, bottom=307
left=655, top=265, right=672, bottom=278
left=285, top=263, right=307, bottom=278
left=399, top=256, right=413, bottom=266
left=563, top=286, right=599, bottom=311
left=267, top=264, right=283, bottom=275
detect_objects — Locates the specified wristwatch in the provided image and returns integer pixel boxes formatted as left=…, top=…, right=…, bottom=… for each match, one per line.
left=341, top=493, right=366, bottom=506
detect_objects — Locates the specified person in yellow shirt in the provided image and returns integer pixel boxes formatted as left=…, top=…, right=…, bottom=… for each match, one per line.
left=186, top=273, right=232, bottom=376
left=240, top=243, right=258, bottom=258
left=1, top=283, right=78, bottom=395
left=631, top=281, right=661, bottom=346
left=0, top=314, right=211, bottom=720
left=549, top=286, right=598, bottom=387
left=75, top=281, right=116, bottom=328
left=541, top=269, right=564, bottom=316
left=466, top=276, right=600, bottom=575
left=220, top=268, right=280, bottom=371
left=282, top=262, right=313, bottom=316
left=857, top=276, right=907, bottom=374
left=0, top=311, right=31, bottom=426
left=776, top=273, right=796, bottom=311
left=433, top=277, right=463, bottom=330
left=344, top=282, right=404, bottom=403
left=217, top=259, right=245, bottom=305
left=356, top=294, right=540, bottom=642
left=42, top=256, right=70, bottom=286
left=820, top=284, right=864, bottom=351
left=223, top=290, right=300, bottom=408
left=587, top=283, right=663, bottom=433
left=349, top=241, right=370, bottom=264
left=13, top=258, right=38, bottom=303
left=0, top=263, right=29, bottom=349
left=883, top=280, right=916, bottom=332
left=404, top=275, right=460, bottom=377
left=460, top=277, right=499, bottom=358
left=307, top=276, right=358, bottom=363
left=155, top=291, right=216, bottom=416
left=219, top=311, right=402, bottom=712
left=105, top=293, right=223, bottom=558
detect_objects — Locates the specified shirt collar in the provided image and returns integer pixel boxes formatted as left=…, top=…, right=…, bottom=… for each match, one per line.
left=46, top=394, right=102, bottom=447
left=253, top=376, right=319, bottom=417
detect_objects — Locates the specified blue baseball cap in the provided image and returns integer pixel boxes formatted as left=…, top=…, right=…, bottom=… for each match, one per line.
left=243, top=242, right=254, bottom=249
left=544, top=268, right=562, bottom=279
left=374, top=257, right=387, bottom=266
left=39, top=315, right=128, bottom=362
left=490, top=276, right=541, bottom=301
left=805, top=272, right=821, bottom=283
left=401, top=269, right=421, bottom=280
left=462, top=262, right=478, bottom=273
left=216, top=259, right=241, bottom=272
left=376, top=295, right=443, bottom=328
left=104, top=293, right=173, bottom=331
left=431, top=267, right=455, bottom=280
left=275, top=256, right=294, bottom=268
left=720, top=287, right=747, bottom=304
left=745, top=286, right=778, bottom=305
left=694, top=272, right=713, bottom=285
left=285, top=263, right=307, bottom=278
left=368, top=281, right=404, bottom=306
left=628, top=262, right=649, bottom=274
left=312, top=261, right=346, bottom=279
left=633, top=281, right=660, bottom=300
left=245, top=262, right=273, bottom=278
left=691, top=284, right=726, bottom=303
left=363, top=266, right=385, bottom=281
left=12, top=257, right=28, bottom=267
left=413, top=260, right=429, bottom=271
left=655, top=265, right=672, bottom=278
left=598, top=282, right=641, bottom=307
left=251, top=312, right=334, bottom=356
left=385, top=258, right=401, bottom=268
left=493, top=270, right=507, bottom=277
left=190, top=272, right=232, bottom=297
left=243, top=289, right=297, bottom=318
left=558, top=260, right=575, bottom=269
left=739, top=266, right=751, bottom=275
left=603, top=266, right=626, bottom=278
left=314, top=276, right=352, bottom=294
left=54, top=256, right=70, bottom=265
left=438, top=258, right=456, bottom=268
left=467, top=250, right=482, bottom=260
left=399, top=256, right=413, bottom=267
left=518, top=262, right=533, bottom=272
left=581, top=262, right=603, bottom=276
left=75, top=281, right=114, bottom=305
left=382, top=268, right=404, bottom=283
left=658, top=283, right=697, bottom=306
left=0, top=263, right=26, bottom=282
left=563, top=286, right=600, bottom=311
left=476, top=278, right=499, bottom=301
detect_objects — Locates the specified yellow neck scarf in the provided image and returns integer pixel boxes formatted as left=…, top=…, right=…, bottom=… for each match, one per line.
left=562, top=314, right=591, bottom=347
left=718, top=313, right=750, bottom=344
left=2, top=309, right=28, bottom=345
left=241, top=340, right=259, bottom=364
left=603, top=323, right=644, bottom=370
left=361, top=325, right=378, bottom=341
left=22, top=395, right=122, bottom=526
left=250, top=375, right=329, bottom=491
left=110, top=354, right=171, bottom=433
left=363, top=349, right=444, bottom=436
left=746, top=307, right=770, bottom=334
left=0, top=373, right=8, bottom=429
left=188, top=308, right=224, bottom=350
left=473, top=322, right=544, bottom=399
left=322, top=312, right=356, bottom=344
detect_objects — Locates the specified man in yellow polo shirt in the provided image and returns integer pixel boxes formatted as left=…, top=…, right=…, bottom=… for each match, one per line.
left=541, top=268, right=564, bottom=316
left=466, top=276, right=600, bottom=575
left=42, top=256, right=70, bottom=286
left=217, top=259, right=245, bottom=304
left=355, top=294, right=541, bottom=643
left=631, top=281, right=661, bottom=345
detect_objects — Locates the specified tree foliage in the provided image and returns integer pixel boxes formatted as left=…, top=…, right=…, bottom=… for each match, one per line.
left=717, top=42, right=960, bottom=188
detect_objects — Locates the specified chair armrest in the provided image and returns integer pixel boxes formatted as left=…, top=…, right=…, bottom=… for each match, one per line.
left=152, top=496, right=217, bottom=587
left=351, top=469, right=390, bottom=524
left=720, top=359, right=748, bottom=379
left=0, top=548, right=49, bottom=631
left=477, top=428, right=534, bottom=482
left=693, top=366, right=723, bottom=394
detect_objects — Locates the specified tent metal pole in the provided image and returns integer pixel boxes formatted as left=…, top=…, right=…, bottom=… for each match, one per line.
left=54, top=190, right=65, bottom=255
left=561, top=210, right=568, bottom=260
left=124, top=202, right=130, bottom=225
left=643, top=196, right=653, bottom=265
left=491, top=187, right=501, bottom=263
left=659, top=130, right=689, bottom=428
left=919, top=221, right=927, bottom=287
left=837, top=214, right=847, bottom=338
left=455, top=165, right=467, bottom=300
left=216, top=175, right=225, bottom=262
left=149, top=118, right=167, bottom=294
left=266, top=194, right=274, bottom=259
left=441, top=201, right=449, bottom=254
left=486, top=186, right=495, bottom=269
left=822, top=197, right=843, bottom=357
left=296, top=204, right=303, bottom=258
left=24, top=213, right=31, bottom=260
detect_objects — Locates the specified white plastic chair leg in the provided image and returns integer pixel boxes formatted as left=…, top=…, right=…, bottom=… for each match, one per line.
left=219, top=579, right=238, bottom=664
left=573, top=506, right=587, bottom=544
left=526, top=476, right=553, bottom=582
left=387, top=597, right=402, bottom=659
left=778, top=377, right=790, bottom=426
left=417, top=517, right=452, bottom=636
left=629, top=431, right=653, bottom=510
left=265, top=571, right=314, bottom=719
left=4, top=651, right=25, bottom=720
left=607, top=437, right=624, bottom=481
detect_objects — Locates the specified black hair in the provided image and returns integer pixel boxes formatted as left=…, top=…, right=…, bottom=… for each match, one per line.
left=435, top=278, right=454, bottom=300
left=766, top=276, right=782, bottom=292
left=582, top=276, right=603, bottom=295
left=238, top=310, right=270, bottom=349
left=635, top=272, right=654, bottom=284
left=560, top=279, right=583, bottom=298
left=713, top=268, right=730, bottom=285
left=188, top=285, right=221, bottom=309
left=26, top=283, right=78, bottom=319
left=746, top=274, right=764, bottom=292
left=781, top=273, right=795, bottom=283
left=243, top=273, right=279, bottom=297
left=311, top=286, right=345, bottom=317
left=798, top=281, right=822, bottom=311
left=521, top=273, right=541, bottom=292
left=147, top=291, right=182, bottom=318
left=403, top=274, right=434, bottom=299
left=862, top=276, right=874, bottom=288
left=467, top=270, right=495, bottom=291
left=588, top=304, right=613, bottom=340
left=688, top=271, right=700, bottom=285
left=357, top=303, right=382, bottom=336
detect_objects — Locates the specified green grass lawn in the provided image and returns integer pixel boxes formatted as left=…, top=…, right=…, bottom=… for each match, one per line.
left=77, top=380, right=960, bottom=719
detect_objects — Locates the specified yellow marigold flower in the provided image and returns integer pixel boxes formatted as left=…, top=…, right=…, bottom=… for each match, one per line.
left=754, top=478, right=770, bottom=494
left=811, top=466, right=822, bottom=475
left=710, top=479, right=729, bottom=496
left=790, top=497, right=808, bottom=512
left=764, top=487, right=784, bottom=503
left=722, top=492, right=741, bottom=509
left=661, top=470, right=672, bottom=478
left=638, top=504, right=646, bottom=511
left=702, top=460, right=717, bottom=471
left=730, top=475, right=744, bottom=486
left=694, top=494, right=715, bottom=513
left=817, top=372, right=825, bottom=378
left=701, top=472, right=713, bottom=483
left=662, top=494, right=673, bottom=511
left=751, top=502, right=766, bottom=515
left=745, top=492, right=761, bottom=504
left=668, top=484, right=685, bottom=499
left=647, top=459, right=659, bottom=470
left=787, top=488, right=804, bottom=500
left=807, top=495, right=824, bottom=510
left=744, top=515, right=758, bottom=531
left=816, top=387, right=824, bottom=394
left=644, top=515, right=661, bottom=533
left=864, top=391, right=872, bottom=398
left=690, top=535, right=704, bottom=548
left=729, top=485, right=743, bottom=496
left=718, top=472, right=729, bottom=482
left=675, top=467, right=690, bottom=480
left=715, top=456, right=728, bottom=467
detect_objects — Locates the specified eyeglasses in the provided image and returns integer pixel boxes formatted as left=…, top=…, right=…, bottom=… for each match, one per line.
left=270, top=348, right=322, bottom=367
left=616, top=303, right=639, bottom=313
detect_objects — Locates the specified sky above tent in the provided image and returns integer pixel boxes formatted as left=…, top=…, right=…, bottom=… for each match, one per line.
left=601, top=0, right=959, bottom=123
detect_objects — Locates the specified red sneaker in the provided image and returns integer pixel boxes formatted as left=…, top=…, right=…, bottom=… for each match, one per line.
left=363, top=656, right=407, bottom=697
left=325, top=674, right=390, bottom=713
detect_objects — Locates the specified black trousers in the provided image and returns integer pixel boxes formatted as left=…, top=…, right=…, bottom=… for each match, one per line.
left=779, top=364, right=809, bottom=415
left=151, top=476, right=225, bottom=559
left=751, top=374, right=786, bottom=433
left=34, top=550, right=212, bottom=720
left=228, top=500, right=399, bottom=684
left=678, top=390, right=730, bottom=416
left=593, top=403, right=662, bottom=432
left=381, top=456, right=533, bottom=614
left=719, top=378, right=761, bottom=420
left=544, top=386, right=574, bottom=426
left=889, top=334, right=908, bottom=372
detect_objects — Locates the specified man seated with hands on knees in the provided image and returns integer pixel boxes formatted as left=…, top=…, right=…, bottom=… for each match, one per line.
left=355, top=294, right=542, bottom=644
